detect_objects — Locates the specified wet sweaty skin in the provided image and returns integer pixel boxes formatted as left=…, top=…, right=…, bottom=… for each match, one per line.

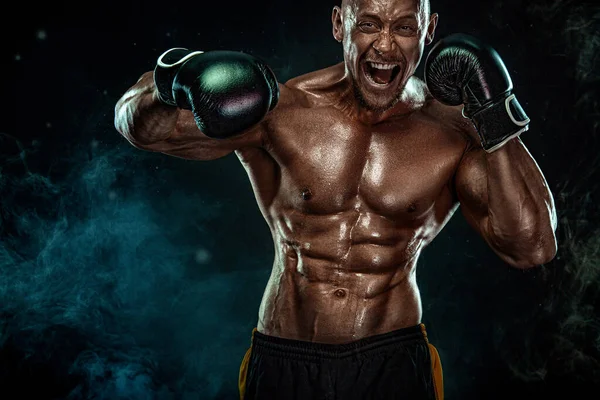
left=235, top=63, right=470, bottom=344
left=334, top=0, right=435, bottom=112
left=116, top=0, right=555, bottom=345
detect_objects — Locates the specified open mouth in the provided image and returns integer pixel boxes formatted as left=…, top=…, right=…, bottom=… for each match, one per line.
left=362, top=61, right=402, bottom=86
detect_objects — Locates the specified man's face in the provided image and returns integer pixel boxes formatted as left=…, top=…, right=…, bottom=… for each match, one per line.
left=332, top=0, right=437, bottom=112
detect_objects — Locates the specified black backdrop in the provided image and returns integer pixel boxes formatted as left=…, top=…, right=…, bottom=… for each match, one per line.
left=1, top=0, right=599, bottom=399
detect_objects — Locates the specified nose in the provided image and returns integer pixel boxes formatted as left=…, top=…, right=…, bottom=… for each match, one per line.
left=373, top=30, right=394, bottom=54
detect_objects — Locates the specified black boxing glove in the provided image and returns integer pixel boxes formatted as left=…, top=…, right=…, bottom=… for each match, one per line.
left=154, top=48, right=279, bottom=139
left=424, top=34, right=530, bottom=152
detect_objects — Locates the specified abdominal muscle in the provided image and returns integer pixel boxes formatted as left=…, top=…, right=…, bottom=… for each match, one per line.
left=256, top=208, right=427, bottom=344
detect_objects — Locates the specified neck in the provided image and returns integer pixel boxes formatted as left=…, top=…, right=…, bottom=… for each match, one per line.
left=336, top=71, right=422, bottom=125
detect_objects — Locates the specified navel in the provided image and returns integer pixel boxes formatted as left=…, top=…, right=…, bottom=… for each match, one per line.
left=334, top=289, right=347, bottom=298
left=300, top=188, right=313, bottom=201
left=407, top=202, right=417, bottom=213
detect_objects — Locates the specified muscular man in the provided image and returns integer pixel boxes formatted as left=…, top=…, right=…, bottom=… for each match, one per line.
left=115, top=0, right=557, bottom=398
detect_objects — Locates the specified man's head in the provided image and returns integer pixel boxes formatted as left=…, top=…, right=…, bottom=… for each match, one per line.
left=332, top=0, right=438, bottom=112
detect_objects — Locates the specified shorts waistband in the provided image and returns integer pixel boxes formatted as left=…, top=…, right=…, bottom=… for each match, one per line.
left=251, top=324, right=427, bottom=362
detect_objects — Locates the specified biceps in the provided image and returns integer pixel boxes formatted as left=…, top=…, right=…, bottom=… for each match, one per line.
left=140, top=137, right=236, bottom=160
left=139, top=110, right=265, bottom=161
left=455, top=148, right=490, bottom=235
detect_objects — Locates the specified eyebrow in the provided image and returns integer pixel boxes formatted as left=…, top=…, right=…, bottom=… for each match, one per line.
left=356, top=12, right=419, bottom=22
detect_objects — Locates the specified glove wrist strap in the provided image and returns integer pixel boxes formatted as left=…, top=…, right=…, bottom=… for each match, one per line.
left=153, top=48, right=204, bottom=106
left=470, top=94, right=530, bottom=152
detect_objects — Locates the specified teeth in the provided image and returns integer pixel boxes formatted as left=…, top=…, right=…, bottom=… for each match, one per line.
left=368, top=62, right=397, bottom=70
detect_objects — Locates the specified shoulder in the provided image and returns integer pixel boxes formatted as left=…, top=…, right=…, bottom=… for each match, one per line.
left=285, top=63, right=345, bottom=91
left=279, top=63, right=346, bottom=107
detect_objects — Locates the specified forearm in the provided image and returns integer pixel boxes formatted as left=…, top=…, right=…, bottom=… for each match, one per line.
left=484, top=137, right=557, bottom=266
left=114, top=71, right=180, bottom=145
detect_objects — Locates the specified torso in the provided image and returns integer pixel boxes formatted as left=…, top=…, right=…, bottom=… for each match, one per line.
left=235, top=63, right=472, bottom=344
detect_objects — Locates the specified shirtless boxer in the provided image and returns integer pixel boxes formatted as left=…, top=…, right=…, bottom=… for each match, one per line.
left=114, top=0, right=557, bottom=398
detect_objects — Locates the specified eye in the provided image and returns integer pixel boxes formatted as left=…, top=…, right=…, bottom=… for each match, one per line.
left=395, top=25, right=417, bottom=35
left=359, top=22, right=378, bottom=32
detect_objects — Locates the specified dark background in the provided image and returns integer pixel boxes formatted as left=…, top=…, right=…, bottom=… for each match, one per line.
left=1, top=0, right=599, bottom=399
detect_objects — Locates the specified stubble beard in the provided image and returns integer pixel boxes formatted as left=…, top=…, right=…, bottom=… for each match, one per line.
left=350, top=73, right=405, bottom=113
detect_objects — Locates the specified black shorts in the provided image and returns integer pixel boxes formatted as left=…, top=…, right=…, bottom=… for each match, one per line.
left=239, top=324, right=443, bottom=400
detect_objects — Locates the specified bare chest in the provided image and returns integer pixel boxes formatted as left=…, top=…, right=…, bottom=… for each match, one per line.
left=266, top=107, right=467, bottom=219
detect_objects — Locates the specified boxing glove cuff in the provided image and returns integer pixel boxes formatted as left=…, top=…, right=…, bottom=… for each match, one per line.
left=469, top=94, right=530, bottom=152
left=154, top=48, right=204, bottom=106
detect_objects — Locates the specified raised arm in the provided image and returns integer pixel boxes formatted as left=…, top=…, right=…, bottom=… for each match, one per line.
left=425, top=34, right=557, bottom=268
left=114, top=49, right=279, bottom=160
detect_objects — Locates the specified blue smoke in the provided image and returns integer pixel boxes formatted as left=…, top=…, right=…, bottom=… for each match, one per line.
left=0, top=134, right=267, bottom=399
left=2, top=0, right=599, bottom=398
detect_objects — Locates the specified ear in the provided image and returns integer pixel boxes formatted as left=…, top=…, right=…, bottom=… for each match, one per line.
left=332, top=6, right=344, bottom=42
left=425, top=13, right=438, bottom=45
